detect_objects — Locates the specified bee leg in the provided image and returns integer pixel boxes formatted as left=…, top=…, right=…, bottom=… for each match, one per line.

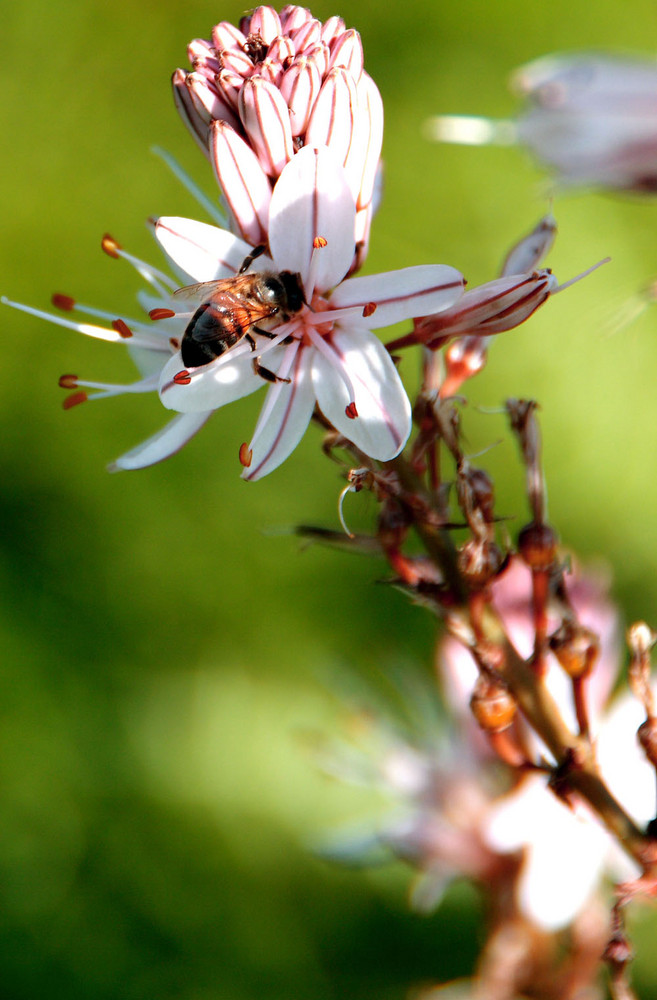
left=239, top=245, right=267, bottom=274
left=251, top=326, right=278, bottom=341
left=247, top=329, right=290, bottom=381
left=252, top=358, right=291, bottom=384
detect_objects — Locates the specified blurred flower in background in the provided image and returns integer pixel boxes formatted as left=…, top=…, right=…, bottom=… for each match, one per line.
left=426, top=52, right=657, bottom=194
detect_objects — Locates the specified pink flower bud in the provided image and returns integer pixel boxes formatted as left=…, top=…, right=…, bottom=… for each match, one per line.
left=238, top=77, right=294, bottom=177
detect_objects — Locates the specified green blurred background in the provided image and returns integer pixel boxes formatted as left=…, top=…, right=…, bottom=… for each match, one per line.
left=3, top=0, right=657, bottom=996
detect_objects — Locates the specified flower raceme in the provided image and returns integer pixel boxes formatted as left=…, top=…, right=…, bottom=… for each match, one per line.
left=174, top=5, right=382, bottom=268
left=3, top=147, right=464, bottom=479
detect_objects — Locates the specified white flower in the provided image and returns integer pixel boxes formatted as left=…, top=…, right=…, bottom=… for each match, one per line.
left=154, top=145, right=464, bottom=480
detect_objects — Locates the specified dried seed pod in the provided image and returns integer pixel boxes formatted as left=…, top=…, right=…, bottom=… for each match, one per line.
left=638, top=717, right=657, bottom=768
left=470, top=676, right=517, bottom=733
left=549, top=620, right=599, bottom=678
left=457, top=538, right=504, bottom=588
left=518, top=521, right=558, bottom=570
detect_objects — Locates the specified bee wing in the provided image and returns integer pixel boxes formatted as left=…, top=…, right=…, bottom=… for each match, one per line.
left=173, top=278, right=234, bottom=305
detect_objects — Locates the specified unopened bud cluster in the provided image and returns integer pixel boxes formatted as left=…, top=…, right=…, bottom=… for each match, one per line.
left=174, top=5, right=382, bottom=257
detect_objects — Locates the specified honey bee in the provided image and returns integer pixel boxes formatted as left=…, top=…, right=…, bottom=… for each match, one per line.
left=175, top=246, right=305, bottom=382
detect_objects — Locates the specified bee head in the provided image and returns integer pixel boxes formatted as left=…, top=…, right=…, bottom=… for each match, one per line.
left=279, top=271, right=305, bottom=312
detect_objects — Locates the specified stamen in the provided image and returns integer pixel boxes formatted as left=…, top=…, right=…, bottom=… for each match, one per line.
left=1, top=297, right=171, bottom=351
left=173, top=370, right=192, bottom=385
left=362, top=302, right=376, bottom=318
left=52, top=294, right=158, bottom=330
left=102, top=232, right=178, bottom=296
left=554, top=257, right=611, bottom=294
left=337, top=483, right=356, bottom=538
left=150, top=308, right=177, bottom=320
left=102, top=234, right=121, bottom=258
left=63, top=391, right=88, bottom=410
left=306, top=325, right=357, bottom=410
left=60, top=373, right=160, bottom=399
left=345, top=402, right=358, bottom=419
left=236, top=317, right=303, bottom=361
left=151, top=146, right=227, bottom=225
left=307, top=301, right=381, bottom=326
left=112, top=319, right=133, bottom=338
left=305, top=234, right=328, bottom=300
left=239, top=442, right=253, bottom=467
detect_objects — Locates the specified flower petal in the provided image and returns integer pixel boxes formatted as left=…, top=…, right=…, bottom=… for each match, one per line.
left=486, top=774, right=609, bottom=931
left=172, top=69, right=209, bottom=152
left=158, top=347, right=267, bottom=412
left=289, top=17, right=322, bottom=53
left=246, top=6, right=282, bottom=44
left=210, top=121, right=273, bottom=246
left=280, top=6, right=314, bottom=33
left=348, top=73, right=384, bottom=210
left=211, top=21, right=246, bottom=53
left=154, top=217, right=255, bottom=284
left=109, top=411, right=213, bottom=471
left=305, top=68, right=359, bottom=167
left=319, top=15, right=346, bottom=45
left=186, top=72, right=241, bottom=133
left=239, top=76, right=294, bottom=177
left=330, top=265, right=465, bottom=328
left=268, top=145, right=357, bottom=292
left=280, top=57, right=321, bottom=137
left=328, top=29, right=364, bottom=78
left=242, top=343, right=316, bottom=480
left=312, top=326, right=411, bottom=460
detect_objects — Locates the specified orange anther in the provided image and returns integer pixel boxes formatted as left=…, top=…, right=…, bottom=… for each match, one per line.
left=112, top=319, right=133, bottom=338
left=101, top=234, right=121, bottom=258
left=63, top=391, right=88, bottom=410
left=52, top=293, right=75, bottom=311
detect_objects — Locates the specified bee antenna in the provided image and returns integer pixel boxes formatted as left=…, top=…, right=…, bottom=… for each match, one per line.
left=239, top=244, right=268, bottom=274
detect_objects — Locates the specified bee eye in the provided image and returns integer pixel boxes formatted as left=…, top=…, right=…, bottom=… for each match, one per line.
left=261, top=276, right=284, bottom=303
